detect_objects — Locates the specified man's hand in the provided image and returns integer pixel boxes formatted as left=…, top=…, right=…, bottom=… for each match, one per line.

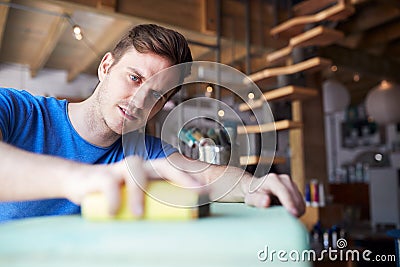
left=64, top=156, right=203, bottom=217
left=163, top=153, right=306, bottom=217
left=242, top=173, right=305, bottom=217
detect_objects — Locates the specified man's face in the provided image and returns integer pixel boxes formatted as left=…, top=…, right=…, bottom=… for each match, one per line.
left=96, top=48, right=174, bottom=135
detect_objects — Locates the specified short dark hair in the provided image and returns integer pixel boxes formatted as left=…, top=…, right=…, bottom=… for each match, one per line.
left=110, top=24, right=192, bottom=99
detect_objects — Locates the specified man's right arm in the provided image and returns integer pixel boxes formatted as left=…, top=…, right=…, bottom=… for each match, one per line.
left=0, top=131, right=202, bottom=216
left=0, top=136, right=92, bottom=202
left=0, top=128, right=131, bottom=214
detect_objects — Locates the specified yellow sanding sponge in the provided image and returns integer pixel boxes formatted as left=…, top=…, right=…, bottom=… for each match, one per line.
left=81, top=180, right=208, bottom=221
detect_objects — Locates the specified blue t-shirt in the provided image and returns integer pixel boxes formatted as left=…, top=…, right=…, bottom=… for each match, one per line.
left=0, top=88, right=177, bottom=221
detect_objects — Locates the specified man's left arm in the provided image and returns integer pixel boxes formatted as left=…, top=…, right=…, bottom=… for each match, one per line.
left=164, top=152, right=305, bottom=217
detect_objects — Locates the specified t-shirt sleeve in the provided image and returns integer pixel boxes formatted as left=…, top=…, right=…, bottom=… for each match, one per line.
left=0, top=88, right=33, bottom=142
left=145, top=137, right=178, bottom=159
left=122, top=131, right=178, bottom=160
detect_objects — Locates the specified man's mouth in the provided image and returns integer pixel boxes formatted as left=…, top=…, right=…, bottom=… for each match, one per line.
left=118, top=106, right=137, bottom=121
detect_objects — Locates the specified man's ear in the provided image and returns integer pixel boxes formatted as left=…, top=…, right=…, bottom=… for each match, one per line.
left=98, top=52, right=114, bottom=82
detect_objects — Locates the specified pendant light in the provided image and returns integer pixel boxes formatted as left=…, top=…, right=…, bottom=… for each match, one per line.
left=365, top=80, right=400, bottom=125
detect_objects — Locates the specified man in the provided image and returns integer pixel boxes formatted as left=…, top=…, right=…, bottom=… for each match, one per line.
left=0, top=24, right=304, bottom=222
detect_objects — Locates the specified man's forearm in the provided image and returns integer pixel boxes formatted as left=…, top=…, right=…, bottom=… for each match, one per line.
left=165, top=153, right=251, bottom=203
left=0, top=141, right=83, bottom=201
left=202, top=164, right=252, bottom=203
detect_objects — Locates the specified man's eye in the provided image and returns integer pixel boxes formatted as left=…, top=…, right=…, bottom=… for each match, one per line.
left=130, top=74, right=140, bottom=82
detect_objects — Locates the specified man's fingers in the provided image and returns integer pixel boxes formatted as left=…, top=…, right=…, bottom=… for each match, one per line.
left=144, top=159, right=204, bottom=190
left=103, top=180, right=122, bottom=215
left=275, top=174, right=305, bottom=217
left=124, top=156, right=146, bottom=217
left=244, top=191, right=271, bottom=208
left=259, top=173, right=305, bottom=217
left=127, top=178, right=145, bottom=217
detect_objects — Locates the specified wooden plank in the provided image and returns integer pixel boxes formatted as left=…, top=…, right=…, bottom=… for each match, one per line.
left=239, top=85, right=318, bottom=112
left=0, top=0, right=10, bottom=51
left=267, top=26, right=344, bottom=63
left=290, top=26, right=344, bottom=47
left=30, top=16, right=68, bottom=77
left=239, top=156, right=286, bottom=166
left=300, top=74, right=329, bottom=195
left=270, top=2, right=354, bottom=38
left=67, top=19, right=132, bottom=82
left=0, top=203, right=309, bottom=267
left=246, top=57, right=332, bottom=84
left=237, top=120, right=302, bottom=134
left=266, top=47, right=291, bottom=64
left=289, top=101, right=306, bottom=196
left=293, top=0, right=341, bottom=16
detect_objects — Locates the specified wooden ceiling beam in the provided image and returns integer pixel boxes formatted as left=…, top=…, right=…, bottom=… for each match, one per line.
left=0, top=0, right=10, bottom=51
left=116, top=0, right=203, bottom=33
left=96, top=0, right=117, bottom=12
left=54, top=0, right=117, bottom=11
left=41, top=0, right=219, bottom=51
left=319, top=45, right=400, bottom=83
left=37, top=0, right=285, bottom=73
left=30, top=16, right=68, bottom=77
left=67, top=19, right=132, bottom=82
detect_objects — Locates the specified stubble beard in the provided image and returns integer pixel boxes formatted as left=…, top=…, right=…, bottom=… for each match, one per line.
left=90, top=80, right=121, bottom=144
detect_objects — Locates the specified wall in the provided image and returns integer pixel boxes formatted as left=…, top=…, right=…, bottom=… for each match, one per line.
left=0, top=63, right=98, bottom=98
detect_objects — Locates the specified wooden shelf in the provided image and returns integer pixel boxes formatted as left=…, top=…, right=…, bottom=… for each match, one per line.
left=265, top=47, right=291, bottom=65
left=270, top=3, right=354, bottom=38
left=237, top=120, right=302, bottom=134
left=239, top=85, right=318, bottom=111
left=245, top=57, right=332, bottom=85
left=267, top=26, right=344, bottom=63
left=291, top=25, right=344, bottom=47
left=293, top=0, right=341, bottom=16
left=239, top=155, right=286, bottom=166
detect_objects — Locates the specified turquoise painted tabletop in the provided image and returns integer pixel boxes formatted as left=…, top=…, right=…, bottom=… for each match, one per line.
left=0, top=203, right=310, bottom=267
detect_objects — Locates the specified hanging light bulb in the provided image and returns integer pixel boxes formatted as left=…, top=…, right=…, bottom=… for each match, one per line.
left=72, top=25, right=83, bottom=40
left=322, top=79, right=350, bottom=114
left=73, top=25, right=81, bottom=35
left=365, top=80, right=400, bottom=124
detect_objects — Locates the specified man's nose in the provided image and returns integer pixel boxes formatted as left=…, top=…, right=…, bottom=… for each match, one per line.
left=131, top=93, right=146, bottom=110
